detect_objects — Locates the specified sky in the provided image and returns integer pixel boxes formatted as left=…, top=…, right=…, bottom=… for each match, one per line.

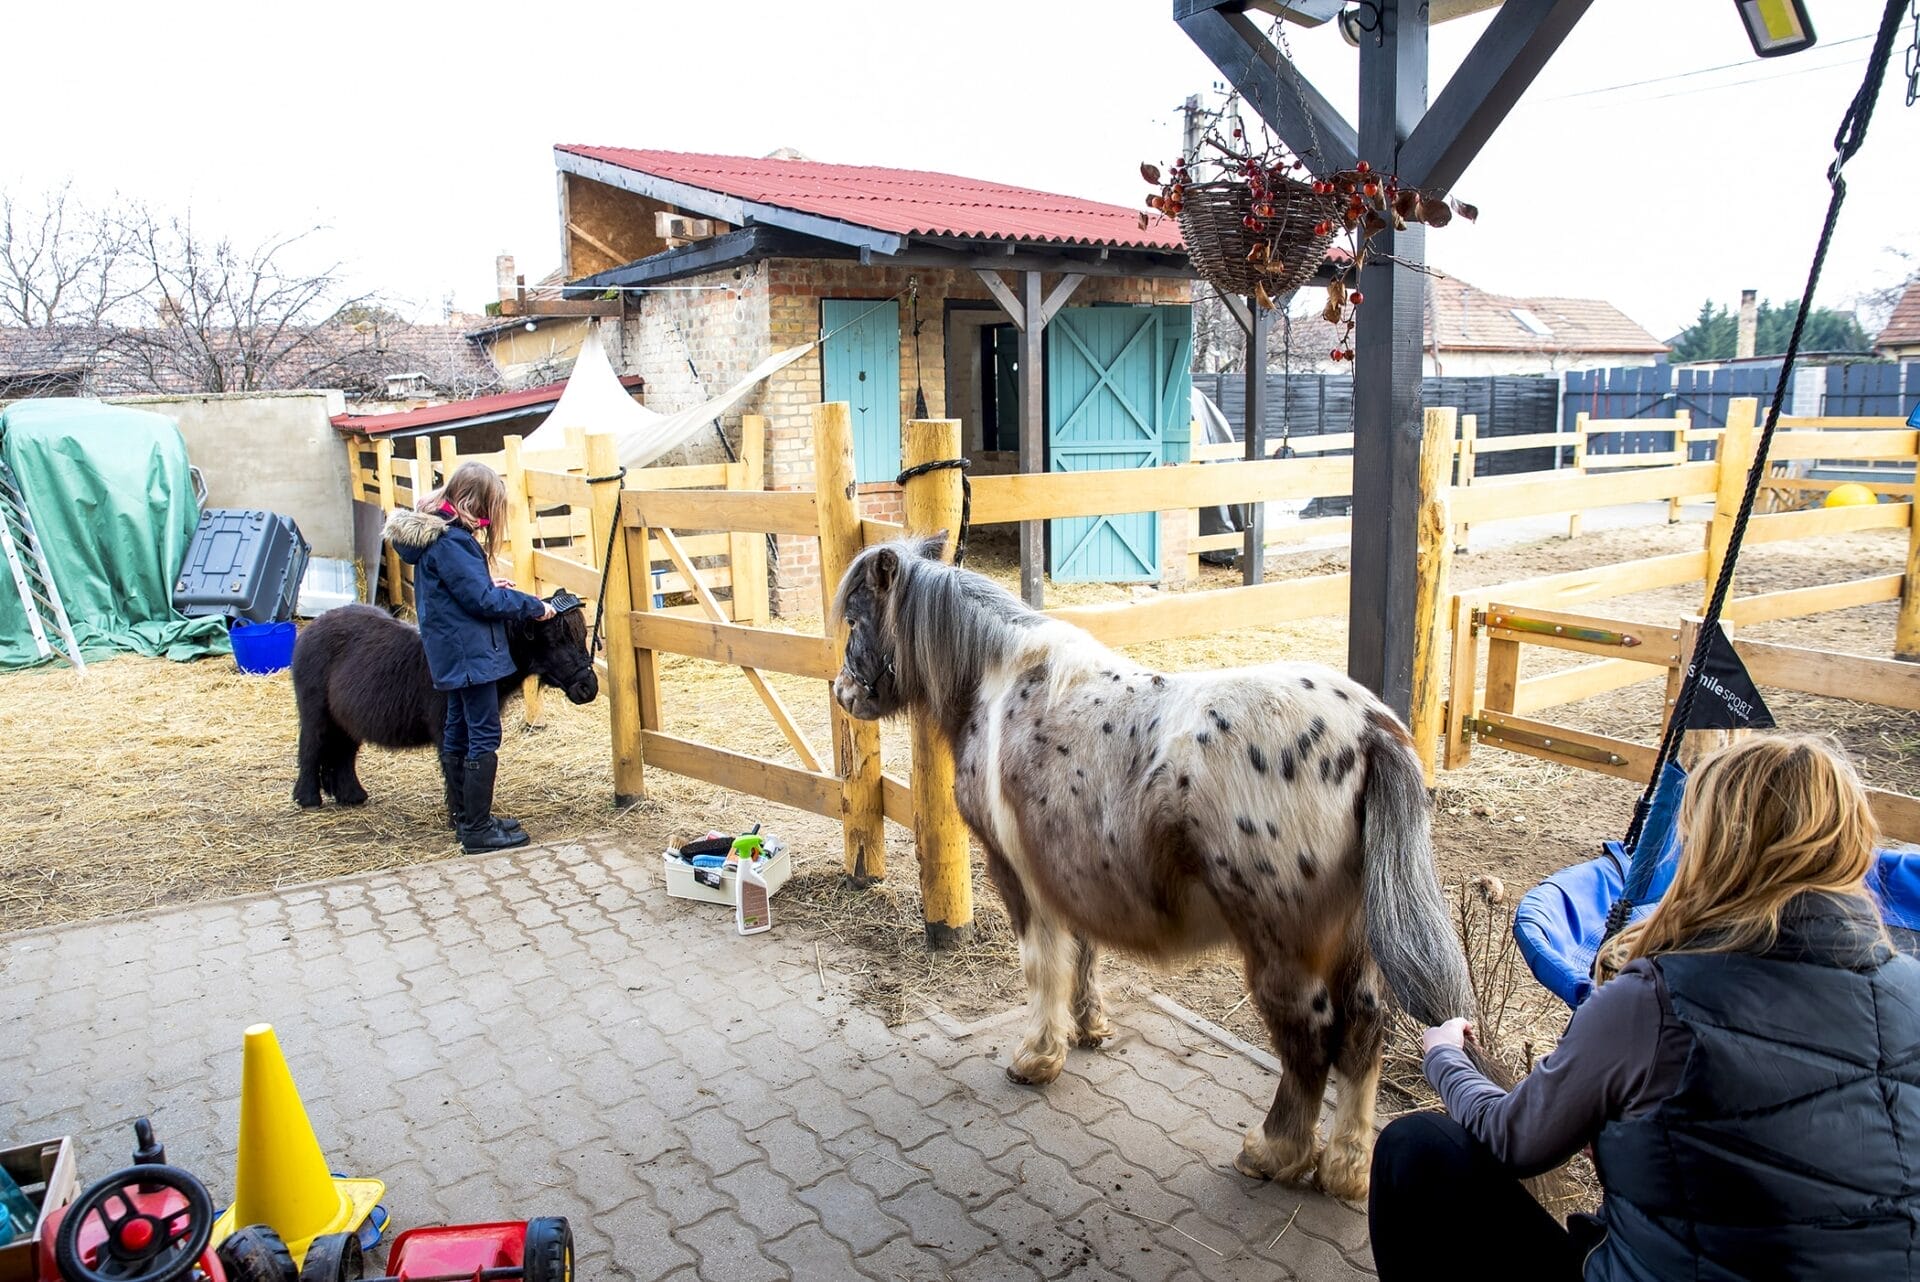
left=4, top=0, right=1916, bottom=340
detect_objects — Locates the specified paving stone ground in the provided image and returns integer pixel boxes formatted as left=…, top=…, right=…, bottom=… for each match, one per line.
left=0, top=839, right=1375, bottom=1280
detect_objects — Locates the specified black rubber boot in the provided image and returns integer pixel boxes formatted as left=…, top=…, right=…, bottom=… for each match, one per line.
left=442, top=750, right=522, bottom=835
left=459, top=752, right=529, bottom=852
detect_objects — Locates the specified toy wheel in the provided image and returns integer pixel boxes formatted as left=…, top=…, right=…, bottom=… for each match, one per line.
left=300, top=1231, right=365, bottom=1282
left=522, top=1217, right=573, bottom=1282
left=55, top=1164, right=213, bottom=1282
left=217, top=1225, right=298, bottom=1282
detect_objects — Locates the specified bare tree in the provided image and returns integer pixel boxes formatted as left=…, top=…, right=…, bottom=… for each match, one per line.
left=0, top=183, right=142, bottom=328
left=106, top=209, right=382, bottom=393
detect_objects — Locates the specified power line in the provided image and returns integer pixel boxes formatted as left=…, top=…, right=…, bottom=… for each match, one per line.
left=1547, top=33, right=1871, bottom=101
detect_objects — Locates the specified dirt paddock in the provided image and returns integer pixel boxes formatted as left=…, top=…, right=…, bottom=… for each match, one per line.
left=5, top=509, right=1915, bottom=1188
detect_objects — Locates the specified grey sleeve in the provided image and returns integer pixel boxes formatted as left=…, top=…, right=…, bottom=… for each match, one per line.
left=1422, top=966, right=1666, bottom=1177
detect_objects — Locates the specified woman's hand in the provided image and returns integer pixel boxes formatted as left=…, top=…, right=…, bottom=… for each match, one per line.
left=493, top=576, right=516, bottom=589
left=1421, top=1018, right=1474, bottom=1056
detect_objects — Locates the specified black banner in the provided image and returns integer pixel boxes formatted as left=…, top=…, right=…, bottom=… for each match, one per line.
left=1683, top=626, right=1776, bottom=730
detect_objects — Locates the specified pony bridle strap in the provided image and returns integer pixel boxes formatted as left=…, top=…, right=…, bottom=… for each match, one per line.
left=858, top=654, right=897, bottom=698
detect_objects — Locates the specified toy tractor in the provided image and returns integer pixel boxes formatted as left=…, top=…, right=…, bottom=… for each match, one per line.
left=342, top=1217, right=572, bottom=1282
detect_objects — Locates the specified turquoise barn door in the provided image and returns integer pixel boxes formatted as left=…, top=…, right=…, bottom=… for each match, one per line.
left=821, top=299, right=902, bottom=484
left=1047, top=305, right=1192, bottom=582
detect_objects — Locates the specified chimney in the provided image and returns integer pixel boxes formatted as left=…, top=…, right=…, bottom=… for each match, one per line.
left=496, top=254, right=517, bottom=305
left=1737, top=289, right=1758, bottom=359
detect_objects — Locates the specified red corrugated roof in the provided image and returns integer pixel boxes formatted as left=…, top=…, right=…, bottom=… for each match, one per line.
left=331, top=375, right=643, bottom=436
left=556, top=146, right=1185, bottom=252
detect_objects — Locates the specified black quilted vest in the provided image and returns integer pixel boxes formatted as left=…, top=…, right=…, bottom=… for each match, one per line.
left=1587, top=895, right=1920, bottom=1280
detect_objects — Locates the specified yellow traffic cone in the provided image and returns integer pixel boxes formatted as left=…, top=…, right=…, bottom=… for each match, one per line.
left=209, top=1023, right=385, bottom=1267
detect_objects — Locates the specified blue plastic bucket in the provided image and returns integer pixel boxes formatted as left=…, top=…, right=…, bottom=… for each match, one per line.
left=231, top=619, right=296, bottom=674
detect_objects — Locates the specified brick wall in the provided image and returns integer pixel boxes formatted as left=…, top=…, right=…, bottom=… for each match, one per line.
left=614, top=262, right=772, bottom=468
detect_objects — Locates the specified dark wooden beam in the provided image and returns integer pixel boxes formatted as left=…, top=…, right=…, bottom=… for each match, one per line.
left=493, top=299, right=623, bottom=318
left=1242, top=301, right=1268, bottom=585
left=1398, top=0, right=1594, bottom=193
left=1020, top=270, right=1046, bottom=607
left=1176, top=8, right=1359, bottom=173
left=974, top=269, right=1025, bottom=327
left=1347, top=0, right=1429, bottom=718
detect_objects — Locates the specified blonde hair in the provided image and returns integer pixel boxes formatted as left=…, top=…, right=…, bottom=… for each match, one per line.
left=420, top=462, right=508, bottom=560
left=1599, top=734, right=1882, bottom=977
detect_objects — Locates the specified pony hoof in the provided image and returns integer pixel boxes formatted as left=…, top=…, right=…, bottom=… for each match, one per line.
left=333, top=786, right=369, bottom=806
left=1235, top=1129, right=1317, bottom=1185
left=1006, top=1050, right=1064, bottom=1087
left=1074, top=1016, right=1115, bottom=1049
left=293, top=792, right=323, bottom=809
left=1315, top=1140, right=1371, bottom=1203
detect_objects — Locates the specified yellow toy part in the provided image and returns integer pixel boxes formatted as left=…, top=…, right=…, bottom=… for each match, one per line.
left=1824, top=482, right=1878, bottom=508
left=209, top=1023, right=385, bottom=1267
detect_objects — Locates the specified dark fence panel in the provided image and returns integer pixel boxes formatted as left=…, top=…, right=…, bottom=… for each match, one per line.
left=1191, top=373, right=1560, bottom=477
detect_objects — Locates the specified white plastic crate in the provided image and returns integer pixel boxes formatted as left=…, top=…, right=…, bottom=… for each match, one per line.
left=662, top=842, right=793, bottom=906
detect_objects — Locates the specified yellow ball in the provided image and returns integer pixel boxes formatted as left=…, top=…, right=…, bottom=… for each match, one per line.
left=1824, top=483, right=1877, bottom=508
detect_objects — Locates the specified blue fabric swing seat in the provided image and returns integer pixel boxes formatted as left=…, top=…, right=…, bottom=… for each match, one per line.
left=1514, top=763, right=1920, bottom=1007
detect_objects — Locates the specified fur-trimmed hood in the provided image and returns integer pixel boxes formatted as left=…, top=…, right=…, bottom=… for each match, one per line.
left=385, top=508, right=449, bottom=552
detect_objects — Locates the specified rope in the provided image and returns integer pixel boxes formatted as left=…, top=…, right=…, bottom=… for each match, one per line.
left=894, top=457, right=973, bottom=567
left=587, top=466, right=628, bottom=654
left=1604, top=0, right=1910, bottom=940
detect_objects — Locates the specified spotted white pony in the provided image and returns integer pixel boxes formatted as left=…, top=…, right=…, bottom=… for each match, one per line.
left=832, top=537, right=1475, bottom=1200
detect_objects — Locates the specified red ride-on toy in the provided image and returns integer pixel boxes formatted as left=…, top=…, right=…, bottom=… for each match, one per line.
left=37, top=1120, right=301, bottom=1282
left=321, top=1217, right=570, bottom=1282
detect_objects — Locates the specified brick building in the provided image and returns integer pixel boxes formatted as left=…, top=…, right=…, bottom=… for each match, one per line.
left=548, top=147, right=1197, bottom=612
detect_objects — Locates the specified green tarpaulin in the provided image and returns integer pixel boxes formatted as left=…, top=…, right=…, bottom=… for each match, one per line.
left=0, top=399, right=231, bottom=668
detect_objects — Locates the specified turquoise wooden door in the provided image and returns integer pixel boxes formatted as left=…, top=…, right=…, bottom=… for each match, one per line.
left=821, top=299, right=902, bottom=483
left=1047, top=305, right=1192, bottom=582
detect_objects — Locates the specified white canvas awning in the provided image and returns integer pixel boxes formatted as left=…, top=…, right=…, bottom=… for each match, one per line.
left=521, top=321, right=811, bottom=468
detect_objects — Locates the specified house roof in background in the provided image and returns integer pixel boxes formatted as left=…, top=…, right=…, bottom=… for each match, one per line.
left=1273, top=272, right=1667, bottom=358
left=555, top=145, right=1185, bottom=253
left=1427, top=274, right=1667, bottom=354
left=330, top=374, right=643, bottom=437
left=0, top=321, right=500, bottom=400
left=1877, top=279, right=1920, bottom=350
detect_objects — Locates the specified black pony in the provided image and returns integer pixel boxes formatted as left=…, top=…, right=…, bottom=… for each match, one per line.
left=291, top=592, right=598, bottom=811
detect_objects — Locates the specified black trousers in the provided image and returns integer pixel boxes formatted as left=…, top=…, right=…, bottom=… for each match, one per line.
left=1369, top=1113, right=1589, bottom=1282
left=442, top=682, right=502, bottom=757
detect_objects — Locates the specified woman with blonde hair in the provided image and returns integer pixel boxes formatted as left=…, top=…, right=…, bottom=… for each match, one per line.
left=386, top=461, right=553, bottom=852
left=1369, top=734, right=1920, bottom=1280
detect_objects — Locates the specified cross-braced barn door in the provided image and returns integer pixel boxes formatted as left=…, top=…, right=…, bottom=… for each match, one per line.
left=1047, top=305, right=1192, bottom=582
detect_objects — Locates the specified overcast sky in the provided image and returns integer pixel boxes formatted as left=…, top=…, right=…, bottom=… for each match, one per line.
left=5, top=1, right=1915, bottom=338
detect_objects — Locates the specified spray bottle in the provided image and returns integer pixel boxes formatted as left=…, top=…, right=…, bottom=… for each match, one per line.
left=732, top=825, right=771, bottom=935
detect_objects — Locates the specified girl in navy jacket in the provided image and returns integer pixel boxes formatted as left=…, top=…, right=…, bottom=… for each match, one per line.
left=387, top=462, right=552, bottom=852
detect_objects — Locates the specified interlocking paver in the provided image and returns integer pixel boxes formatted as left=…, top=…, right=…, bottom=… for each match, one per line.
left=1, top=837, right=1370, bottom=1279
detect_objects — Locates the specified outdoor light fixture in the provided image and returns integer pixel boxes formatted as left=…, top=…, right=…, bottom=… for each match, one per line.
left=1736, top=0, right=1817, bottom=57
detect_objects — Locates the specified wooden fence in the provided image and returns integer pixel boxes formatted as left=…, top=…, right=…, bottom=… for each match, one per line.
left=1440, top=397, right=1920, bottom=841
left=345, top=418, right=768, bottom=725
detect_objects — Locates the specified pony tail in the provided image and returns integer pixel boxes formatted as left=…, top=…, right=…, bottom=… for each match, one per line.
left=1358, top=716, right=1476, bottom=1027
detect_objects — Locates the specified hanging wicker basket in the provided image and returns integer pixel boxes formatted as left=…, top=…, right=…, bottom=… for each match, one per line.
left=1177, top=178, right=1338, bottom=302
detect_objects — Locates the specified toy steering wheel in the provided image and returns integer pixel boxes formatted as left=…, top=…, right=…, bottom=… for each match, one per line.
left=54, top=1165, right=213, bottom=1282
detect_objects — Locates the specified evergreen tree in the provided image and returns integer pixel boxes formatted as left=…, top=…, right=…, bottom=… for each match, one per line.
left=1669, top=299, right=1736, bottom=362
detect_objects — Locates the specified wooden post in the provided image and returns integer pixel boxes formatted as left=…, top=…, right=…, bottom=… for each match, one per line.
left=1705, top=398, right=1760, bottom=614
left=439, top=434, right=460, bottom=472
left=1018, top=270, right=1046, bottom=608
left=1410, top=407, right=1457, bottom=784
left=374, top=438, right=402, bottom=609
left=1898, top=488, right=1920, bottom=661
left=1242, top=302, right=1268, bottom=586
left=1663, top=616, right=1698, bottom=738
left=1442, top=596, right=1478, bottom=769
left=815, top=403, right=887, bottom=884
left=731, top=415, right=770, bottom=626
left=1567, top=412, right=1588, bottom=540
left=588, top=431, right=644, bottom=805
left=1454, top=413, right=1477, bottom=552
left=504, top=434, right=544, bottom=727
left=1667, top=411, right=1690, bottom=523
left=901, top=419, right=975, bottom=949
left=414, top=436, right=435, bottom=500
